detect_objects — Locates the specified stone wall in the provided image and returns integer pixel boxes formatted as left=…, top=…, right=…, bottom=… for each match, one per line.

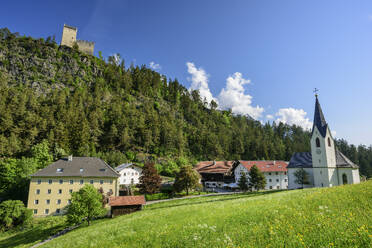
left=61, top=25, right=77, bottom=47
left=76, top=40, right=94, bottom=55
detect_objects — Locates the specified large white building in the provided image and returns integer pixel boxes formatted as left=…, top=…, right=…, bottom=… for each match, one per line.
left=115, top=163, right=142, bottom=186
left=234, top=161, right=288, bottom=190
left=287, top=95, right=360, bottom=189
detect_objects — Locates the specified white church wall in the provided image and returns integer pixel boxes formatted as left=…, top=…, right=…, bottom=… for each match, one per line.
left=352, top=169, right=360, bottom=184
left=288, top=168, right=314, bottom=189
left=327, top=168, right=339, bottom=187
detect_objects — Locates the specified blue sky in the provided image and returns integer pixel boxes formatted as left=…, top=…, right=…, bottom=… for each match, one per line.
left=1, top=0, right=372, bottom=146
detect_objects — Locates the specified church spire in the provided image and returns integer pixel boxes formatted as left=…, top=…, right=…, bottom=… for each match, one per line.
left=312, top=94, right=328, bottom=137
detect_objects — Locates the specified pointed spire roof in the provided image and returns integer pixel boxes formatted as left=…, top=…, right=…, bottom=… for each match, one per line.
left=312, top=95, right=328, bottom=137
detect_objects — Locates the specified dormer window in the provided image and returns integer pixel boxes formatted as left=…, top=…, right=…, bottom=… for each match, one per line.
left=80, top=168, right=84, bottom=173
left=328, top=137, right=331, bottom=147
left=99, top=168, right=106, bottom=172
left=316, top=138, right=320, bottom=147
left=56, top=168, right=63, bottom=173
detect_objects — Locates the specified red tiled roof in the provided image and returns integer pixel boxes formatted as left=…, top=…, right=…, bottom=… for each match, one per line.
left=109, top=196, right=146, bottom=206
left=238, top=161, right=288, bottom=172
left=195, top=161, right=234, bottom=174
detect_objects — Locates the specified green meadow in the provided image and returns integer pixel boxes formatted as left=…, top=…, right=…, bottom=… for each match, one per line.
left=2, top=181, right=372, bottom=248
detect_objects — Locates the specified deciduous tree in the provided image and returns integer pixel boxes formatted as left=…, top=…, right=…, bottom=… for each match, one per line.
left=249, top=165, right=266, bottom=191
left=138, top=161, right=162, bottom=194
left=173, top=165, right=201, bottom=195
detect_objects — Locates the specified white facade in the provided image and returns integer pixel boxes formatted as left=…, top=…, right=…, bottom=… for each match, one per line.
left=234, top=164, right=288, bottom=190
left=115, top=164, right=142, bottom=185
left=287, top=168, right=314, bottom=189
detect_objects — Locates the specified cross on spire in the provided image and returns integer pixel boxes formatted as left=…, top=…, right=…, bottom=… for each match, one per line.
left=313, top=88, right=319, bottom=98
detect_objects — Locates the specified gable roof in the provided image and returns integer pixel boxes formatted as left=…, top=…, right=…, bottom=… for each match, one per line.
left=237, top=161, right=288, bottom=172
left=109, top=196, right=146, bottom=206
left=115, top=163, right=142, bottom=172
left=195, top=161, right=234, bottom=174
left=31, top=157, right=120, bottom=178
left=287, top=151, right=358, bottom=169
left=312, top=96, right=328, bottom=138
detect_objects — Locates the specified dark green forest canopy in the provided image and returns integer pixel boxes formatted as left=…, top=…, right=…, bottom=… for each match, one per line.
left=0, top=28, right=371, bottom=179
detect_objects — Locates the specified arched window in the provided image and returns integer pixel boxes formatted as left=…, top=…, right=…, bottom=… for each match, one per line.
left=342, top=174, right=348, bottom=185
left=328, top=137, right=331, bottom=147
left=316, top=138, right=320, bottom=147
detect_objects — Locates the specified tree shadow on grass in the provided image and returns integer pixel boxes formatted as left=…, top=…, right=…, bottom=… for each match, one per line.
left=0, top=223, right=67, bottom=248
left=145, top=190, right=285, bottom=211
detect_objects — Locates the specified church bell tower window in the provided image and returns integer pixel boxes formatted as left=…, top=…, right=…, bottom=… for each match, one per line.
left=328, top=137, right=331, bottom=147
left=316, top=138, right=320, bottom=147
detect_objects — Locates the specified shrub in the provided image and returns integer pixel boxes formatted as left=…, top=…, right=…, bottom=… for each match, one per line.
left=0, top=200, right=32, bottom=231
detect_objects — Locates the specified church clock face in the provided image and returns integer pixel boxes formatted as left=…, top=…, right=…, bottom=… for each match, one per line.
left=316, top=149, right=321, bottom=154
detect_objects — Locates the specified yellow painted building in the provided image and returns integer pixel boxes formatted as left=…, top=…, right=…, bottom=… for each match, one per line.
left=27, top=156, right=119, bottom=216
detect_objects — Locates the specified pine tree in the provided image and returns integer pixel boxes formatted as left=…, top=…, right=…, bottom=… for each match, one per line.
left=238, top=172, right=249, bottom=192
left=138, top=161, right=162, bottom=194
left=249, top=165, right=266, bottom=191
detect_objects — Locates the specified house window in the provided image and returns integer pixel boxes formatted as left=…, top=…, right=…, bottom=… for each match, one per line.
left=36, top=189, right=40, bottom=194
left=109, top=189, right=113, bottom=194
left=109, top=180, right=113, bottom=184
left=70, top=180, right=74, bottom=184
left=69, top=189, right=73, bottom=193
left=131, top=178, right=134, bottom=184
left=316, top=138, right=320, bottom=147
left=68, top=200, right=71, bottom=204
left=57, top=199, right=61, bottom=205
left=90, top=180, right=94, bottom=184
left=33, top=209, right=37, bottom=214
left=59, top=179, right=63, bottom=184
left=277, top=186, right=280, bottom=189
left=58, top=189, right=62, bottom=194
left=268, top=172, right=271, bottom=175
left=328, top=137, right=331, bottom=147
left=124, top=173, right=126, bottom=176
left=275, top=172, right=278, bottom=175
left=48, top=189, right=51, bottom=194
left=57, top=168, right=63, bottom=173
left=45, top=209, right=49, bottom=214
left=276, top=179, right=279, bottom=182
left=48, top=179, right=52, bottom=184
left=80, top=168, right=84, bottom=173
left=99, top=168, right=106, bottom=172
left=100, top=180, right=104, bottom=185
left=269, top=179, right=272, bottom=182
left=284, top=179, right=287, bottom=182
left=46, top=199, right=50, bottom=205
left=56, top=209, right=61, bottom=214
left=284, top=172, right=287, bottom=175
left=37, top=179, right=41, bottom=184
left=80, top=179, right=84, bottom=185
left=269, top=186, right=273, bottom=189
left=34, top=200, right=39, bottom=205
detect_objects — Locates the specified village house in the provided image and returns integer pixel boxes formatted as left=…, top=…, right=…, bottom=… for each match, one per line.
left=194, top=161, right=235, bottom=188
left=27, top=156, right=120, bottom=216
left=287, top=95, right=360, bottom=189
left=234, top=161, right=288, bottom=190
left=115, top=163, right=142, bottom=186
left=195, top=160, right=288, bottom=190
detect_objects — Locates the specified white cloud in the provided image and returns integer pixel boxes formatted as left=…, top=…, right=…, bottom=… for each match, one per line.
left=185, top=62, right=264, bottom=119
left=218, top=72, right=264, bottom=119
left=331, top=130, right=337, bottom=137
left=186, top=62, right=216, bottom=104
left=266, top=114, right=274, bottom=120
left=275, top=108, right=313, bottom=130
left=149, top=61, right=161, bottom=70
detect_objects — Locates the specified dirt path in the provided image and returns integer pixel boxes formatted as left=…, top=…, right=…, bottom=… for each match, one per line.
left=30, top=225, right=79, bottom=248
left=146, top=191, right=242, bottom=205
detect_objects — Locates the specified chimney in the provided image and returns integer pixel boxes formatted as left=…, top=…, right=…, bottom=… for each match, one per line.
left=213, top=160, right=216, bottom=165
left=68, top=155, right=73, bottom=162
left=273, top=160, right=276, bottom=165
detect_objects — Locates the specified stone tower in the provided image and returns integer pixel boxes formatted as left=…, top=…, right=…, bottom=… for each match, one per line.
left=60, top=24, right=94, bottom=55
left=61, top=24, right=77, bottom=47
left=310, top=95, right=338, bottom=187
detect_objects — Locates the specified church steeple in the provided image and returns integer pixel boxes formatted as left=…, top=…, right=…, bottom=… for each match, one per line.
left=312, top=95, right=328, bottom=138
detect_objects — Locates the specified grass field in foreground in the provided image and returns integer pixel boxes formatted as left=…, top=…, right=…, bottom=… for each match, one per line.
left=40, top=181, right=372, bottom=248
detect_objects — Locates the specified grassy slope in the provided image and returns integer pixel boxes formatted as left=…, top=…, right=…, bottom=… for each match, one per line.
left=0, top=216, right=67, bottom=248
left=41, top=181, right=372, bottom=248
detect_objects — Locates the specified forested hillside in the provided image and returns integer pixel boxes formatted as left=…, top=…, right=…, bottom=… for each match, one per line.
left=0, top=27, right=371, bottom=202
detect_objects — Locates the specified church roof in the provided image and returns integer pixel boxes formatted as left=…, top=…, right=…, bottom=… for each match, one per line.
left=287, top=151, right=358, bottom=169
left=312, top=96, right=328, bottom=138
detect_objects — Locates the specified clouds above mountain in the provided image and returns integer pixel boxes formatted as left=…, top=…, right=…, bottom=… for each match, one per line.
left=186, top=62, right=264, bottom=119
left=274, top=108, right=313, bottom=130
left=149, top=61, right=161, bottom=70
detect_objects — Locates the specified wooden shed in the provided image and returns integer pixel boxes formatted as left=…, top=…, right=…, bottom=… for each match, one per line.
left=109, top=195, right=146, bottom=217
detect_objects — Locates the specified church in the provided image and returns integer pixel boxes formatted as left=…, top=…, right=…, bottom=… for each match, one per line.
left=287, top=95, right=360, bottom=189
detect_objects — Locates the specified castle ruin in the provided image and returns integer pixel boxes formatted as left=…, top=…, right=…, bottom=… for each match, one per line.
left=61, top=24, right=94, bottom=55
